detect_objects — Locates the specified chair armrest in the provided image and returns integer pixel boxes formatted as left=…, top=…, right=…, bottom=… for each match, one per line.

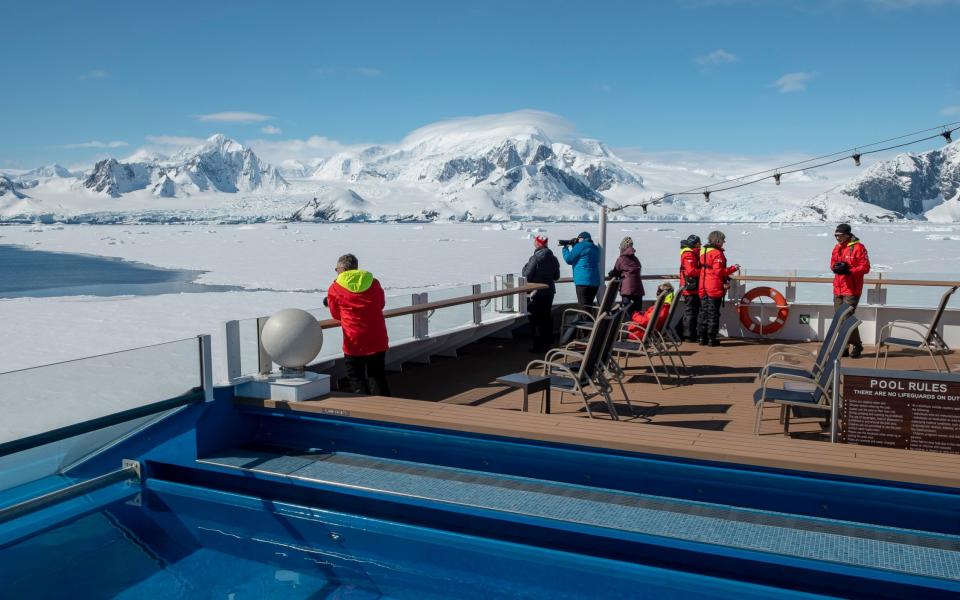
left=760, top=372, right=833, bottom=405
left=764, top=352, right=815, bottom=367
left=545, top=349, right=584, bottom=363
left=525, top=360, right=576, bottom=382
left=880, top=320, right=927, bottom=342
left=759, top=360, right=816, bottom=381
left=765, top=345, right=815, bottom=361
left=562, top=308, right=596, bottom=324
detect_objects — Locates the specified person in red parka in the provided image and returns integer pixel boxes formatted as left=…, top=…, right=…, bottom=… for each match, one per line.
left=326, top=253, right=391, bottom=395
left=830, top=223, right=870, bottom=358
left=627, top=283, right=673, bottom=341
left=678, top=235, right=702, bottom=342
left=698, top=230, right=740, bottom=347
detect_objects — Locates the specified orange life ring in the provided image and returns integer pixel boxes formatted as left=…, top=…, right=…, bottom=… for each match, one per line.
left=738, top=286, right=789, bottom=335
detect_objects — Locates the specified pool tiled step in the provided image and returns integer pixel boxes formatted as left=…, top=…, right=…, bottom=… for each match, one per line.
left=199, top=447, right=960, bottom=582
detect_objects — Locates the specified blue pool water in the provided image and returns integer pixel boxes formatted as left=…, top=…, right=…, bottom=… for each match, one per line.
left=0, top=244, right=241, bottom=298
left=0, top=483, right=827, bottom=599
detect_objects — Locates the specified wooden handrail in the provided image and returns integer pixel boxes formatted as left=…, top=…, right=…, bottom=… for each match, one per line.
left=314, top=274, right=959, bottom=330
left=318, top=283, right=547, bottom=329
left=563, top=273, right=959, bottom=287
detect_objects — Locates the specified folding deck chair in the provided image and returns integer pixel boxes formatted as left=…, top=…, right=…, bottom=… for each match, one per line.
left=554, top=306, right=635, bottom=416
left=611, top=291, right=675, bottom=389
left=757, top=303, right=855, bottom=383
left=650, top=288, right=692, bottom=379
left=525, top=313, right=620, bottom=420
left=875, top=285, right=957, bottom=373
left=558, top=278, right=620, bottom=345
left=753, top=316, right=861, bottom=435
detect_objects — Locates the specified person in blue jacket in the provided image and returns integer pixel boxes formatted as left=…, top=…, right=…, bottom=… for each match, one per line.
left=561, top=231, right=602, bottom=308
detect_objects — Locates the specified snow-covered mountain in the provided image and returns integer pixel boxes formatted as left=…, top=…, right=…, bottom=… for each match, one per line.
left=790, top=141, right=960, bottom=222
left=0, top=175, right=27, bottom=199
left=83, top=134, right=288, bottom=198
left=21, top=164, right=72, bottom=180
left=304, top=112, right=643, bottom=220
left=3, top=111, right=958, bottom=224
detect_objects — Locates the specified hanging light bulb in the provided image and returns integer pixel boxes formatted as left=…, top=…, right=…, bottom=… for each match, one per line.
left=943, top=130, right=954, bottom=144
left=703, top=191, right=711, bottom=202
left=852, top=153, right=862, bottom=167
left=773, top=172, right=781, bottom=186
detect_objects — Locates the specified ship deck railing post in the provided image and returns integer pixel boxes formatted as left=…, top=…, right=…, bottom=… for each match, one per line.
left=472, top=284, right=482, bottom=325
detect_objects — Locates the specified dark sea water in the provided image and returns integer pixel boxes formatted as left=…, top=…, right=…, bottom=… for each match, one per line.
left=0, top=244, right=242, bottom=298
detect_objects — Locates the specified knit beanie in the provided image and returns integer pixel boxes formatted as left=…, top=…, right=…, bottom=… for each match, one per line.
left=619, top=236, right=634, bottom=252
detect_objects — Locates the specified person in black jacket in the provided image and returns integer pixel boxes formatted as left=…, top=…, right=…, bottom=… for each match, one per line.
left=522, top=235, right=561, bottom=352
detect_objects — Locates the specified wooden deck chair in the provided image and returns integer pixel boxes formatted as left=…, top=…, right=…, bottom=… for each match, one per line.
left=553, top=306, right=635, bottom=415
left=526, top=313, right=619, bottom=420
left=875, top=286, right=957, bottom=373
left=611, top=291, right=674, bottom=389
left=757, top=303, right=854, bottom=383
left=558, top=277, right=621, bottom=345
left=753, top=317, right=861, bottom=435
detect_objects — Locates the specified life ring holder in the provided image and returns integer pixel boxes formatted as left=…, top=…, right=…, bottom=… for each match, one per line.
left=738, top=286, right=789, bottom=336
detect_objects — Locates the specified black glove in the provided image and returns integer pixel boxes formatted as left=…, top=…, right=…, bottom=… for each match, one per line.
left=684, top=276, right=698, bottom=292
left=607, top=269, right=618, bottom=280
left=831, top=261, right=850, bottom=275
left=322, top=296, right=329, bottom=307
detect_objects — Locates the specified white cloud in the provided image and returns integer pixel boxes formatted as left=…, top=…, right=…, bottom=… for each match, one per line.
left=260, top=125, right=283, bottom=135
left=314, top=66, right=384, bottom=77
left=79, top=69, right=108, bottom=80
left=696, top=49, right=739, bottom=65
left=59, top=140, right=128, bottom=149
left=771, top=72, right=816, bottom=93
left=193, top=112, right=272, bottom=123
left=244, top=135, right=352, bottom=164
left=940, top=105, right=960, bottom=116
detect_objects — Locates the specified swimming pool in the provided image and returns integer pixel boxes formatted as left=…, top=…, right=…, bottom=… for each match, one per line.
left=0, top=482, right=829, bottom=599
left=3, top=386, right=959, bottom=598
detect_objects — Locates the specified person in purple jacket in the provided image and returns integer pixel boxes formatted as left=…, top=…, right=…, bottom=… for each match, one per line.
left=607, top=236, right=645, bottom=316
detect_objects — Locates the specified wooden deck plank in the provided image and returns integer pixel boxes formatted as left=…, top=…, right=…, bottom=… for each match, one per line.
left=237, top=335, right=960, bottom=489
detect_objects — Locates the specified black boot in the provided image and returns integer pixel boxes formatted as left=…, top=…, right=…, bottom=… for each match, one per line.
left=708, top=338, right=720, bottom=347
left=850, top=346, right=863, bottom=359
left=698, top=337, right=708, bottom=346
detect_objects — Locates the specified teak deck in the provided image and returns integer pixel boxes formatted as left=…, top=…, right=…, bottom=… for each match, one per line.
left=237, top=336, right=960, bottom=489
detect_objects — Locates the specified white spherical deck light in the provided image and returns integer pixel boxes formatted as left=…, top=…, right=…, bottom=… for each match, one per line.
left=260, top=308, right=323, bottom=372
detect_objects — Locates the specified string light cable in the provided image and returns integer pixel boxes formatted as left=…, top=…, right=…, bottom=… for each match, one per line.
left=610, top=121, right=960, bottom=213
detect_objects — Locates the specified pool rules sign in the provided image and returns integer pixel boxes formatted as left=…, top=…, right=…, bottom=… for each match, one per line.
left=838, top=369, right=960, bottom=454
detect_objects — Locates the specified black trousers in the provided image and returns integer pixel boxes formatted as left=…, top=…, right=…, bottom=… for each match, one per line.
left=527, top=292, right=555, bottom=351
left=680, top=294, right=701, bottom=340
left=344, top=351, right=391, bottom=396
left=575, top=285, right=599, bottom=309
left=621, top=294, right=644, bottom=317
left=699, top=296, right=723, bottom=341
left=833, top=295, right=863, bottom=350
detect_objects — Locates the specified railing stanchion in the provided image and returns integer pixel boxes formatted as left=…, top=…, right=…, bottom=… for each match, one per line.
left=198, top=334, right=214, bottom=402
left=518, top=277, right=528, bottom=314
left=256, top=316, right=272, bottom=375
left=218, top=319, right=241, bottom=384
left=472, top=284, right=482, bottom=325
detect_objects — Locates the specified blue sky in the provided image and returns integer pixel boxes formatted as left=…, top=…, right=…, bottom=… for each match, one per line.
left=3, top=0, right=959, bottom=168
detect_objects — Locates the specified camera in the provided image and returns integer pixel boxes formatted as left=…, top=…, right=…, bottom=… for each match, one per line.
left=557, top=238, right=578, bottom=247
left=831, top=261, right=850, bottom=275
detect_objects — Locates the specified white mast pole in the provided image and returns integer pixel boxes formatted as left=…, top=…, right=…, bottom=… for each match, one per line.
left=598, top=205, right=608, bottom=276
